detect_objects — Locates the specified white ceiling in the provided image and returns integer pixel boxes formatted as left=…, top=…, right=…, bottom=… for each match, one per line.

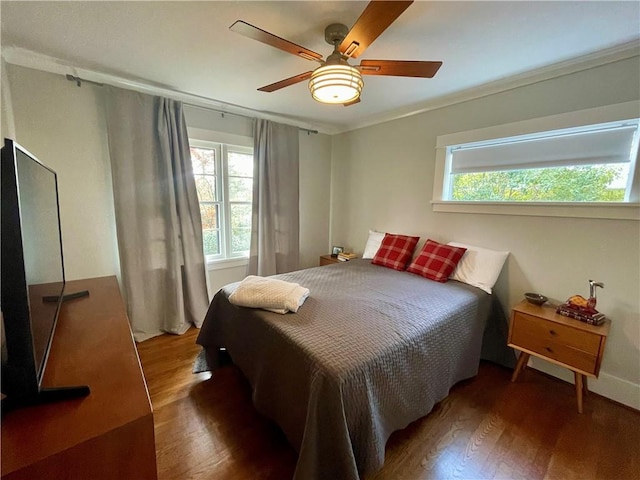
left=2, top=1, right=639, bottom=133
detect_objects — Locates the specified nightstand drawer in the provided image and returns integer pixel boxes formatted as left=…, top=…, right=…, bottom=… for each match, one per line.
left=510, top=312, right=600, bottom=374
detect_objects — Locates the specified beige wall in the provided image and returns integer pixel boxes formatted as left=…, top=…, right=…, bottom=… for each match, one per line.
left=299, top=130, right=332, bottom=267
left=6, top=65, right=120, bottom=282
left=330, top=56, right=640, bottom=408
left=1, top=59, right=15, bottom=139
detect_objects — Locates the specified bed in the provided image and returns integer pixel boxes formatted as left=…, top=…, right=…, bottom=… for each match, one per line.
left=196, top=259, right=513, bottom=480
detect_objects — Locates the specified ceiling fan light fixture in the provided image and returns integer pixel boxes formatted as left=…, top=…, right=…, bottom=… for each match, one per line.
left=309, top=64, right=364, bottom=104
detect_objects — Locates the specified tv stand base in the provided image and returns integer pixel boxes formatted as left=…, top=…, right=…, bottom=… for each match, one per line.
left=36, top=385, right=91, bottom=403
left=42, top=289, right=90, bottom=303
left=1, top=385, right=90, bottom=415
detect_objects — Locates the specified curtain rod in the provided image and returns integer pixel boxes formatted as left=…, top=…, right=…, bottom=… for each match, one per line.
left=66, top=74, right=104, bottom=87
left=183, top=102, right=318, bottom=135
left=65, top=74, right=318, bottom=135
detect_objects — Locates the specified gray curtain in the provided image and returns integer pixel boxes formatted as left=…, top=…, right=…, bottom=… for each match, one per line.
left=249, top=119, right=300, bottom=276
left=105, top=86, right=209, bottom=341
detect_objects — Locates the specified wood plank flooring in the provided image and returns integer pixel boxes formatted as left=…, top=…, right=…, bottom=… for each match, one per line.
left=137, top=328, right=639, bottom=480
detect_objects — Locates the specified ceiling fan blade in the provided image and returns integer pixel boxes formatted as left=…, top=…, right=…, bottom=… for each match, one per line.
left=343, top=97, right=361, bottom=107
left=230, top=20, right=323, bottom=62
left=359, top=60, right=442, bottom=78
left=258, top=71, right=314, bottom=92
left=339, top=1, right=413, bottom=59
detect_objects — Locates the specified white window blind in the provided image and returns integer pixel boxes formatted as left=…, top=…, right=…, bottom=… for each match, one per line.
left=449, top=121, right=638, bottom=174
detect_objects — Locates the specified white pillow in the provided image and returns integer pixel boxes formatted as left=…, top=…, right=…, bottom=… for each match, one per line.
left=447, top=242, right=509, bottom=294
left=362, top=230, right=385, bottom=259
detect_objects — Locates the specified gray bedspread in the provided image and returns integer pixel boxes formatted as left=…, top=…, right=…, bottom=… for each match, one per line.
left=197, top=259, right=512, bottom=480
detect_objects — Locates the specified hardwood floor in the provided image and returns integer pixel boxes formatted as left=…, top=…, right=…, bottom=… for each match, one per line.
left=137, top=328, right=639, bottom=480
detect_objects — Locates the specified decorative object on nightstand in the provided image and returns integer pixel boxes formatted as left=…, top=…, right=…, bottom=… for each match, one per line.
left=556, top=280, right=606, bottom=325
left=331, top=246, right=344, bottom=257
left=337, top=252, right=357, bottom=262
left=524, top=292, right=548, bottom=306
left=508, top=299, right=610, bottom=414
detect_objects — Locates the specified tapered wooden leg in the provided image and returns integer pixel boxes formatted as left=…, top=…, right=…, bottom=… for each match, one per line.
left=575, top=372, right=584, bottom=414
left=511, top=352, right=530, bottom=382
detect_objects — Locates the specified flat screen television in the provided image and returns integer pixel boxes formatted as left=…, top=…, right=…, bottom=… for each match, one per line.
left=1, top=138, right=89, bottom=412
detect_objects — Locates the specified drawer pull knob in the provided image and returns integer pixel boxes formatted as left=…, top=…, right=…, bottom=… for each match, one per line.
left=545, top=347, right=553, bottom=353
left=549, top=330, right=557, bottom=336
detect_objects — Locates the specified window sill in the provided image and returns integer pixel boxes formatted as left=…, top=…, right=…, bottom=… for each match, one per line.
left=206, top=257, right=249, bottom=271
left=431, top=201, right=640, bottom=221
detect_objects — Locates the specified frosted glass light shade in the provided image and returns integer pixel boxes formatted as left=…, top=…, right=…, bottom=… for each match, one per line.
left=309, top=65, right=363, bottom=104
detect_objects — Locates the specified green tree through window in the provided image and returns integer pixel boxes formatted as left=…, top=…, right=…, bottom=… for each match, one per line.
left=451, top=165, right=625, bottom=202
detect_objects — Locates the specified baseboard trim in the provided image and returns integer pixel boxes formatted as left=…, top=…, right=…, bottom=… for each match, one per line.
left=528, top=357, right=640, bottom=411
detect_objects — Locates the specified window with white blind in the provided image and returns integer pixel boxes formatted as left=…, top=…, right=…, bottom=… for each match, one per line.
left=445, top=120, right=638, bottom=202
left=190, top=140, right=253, bottom=262
left=432, top=102, right=640, bottom=220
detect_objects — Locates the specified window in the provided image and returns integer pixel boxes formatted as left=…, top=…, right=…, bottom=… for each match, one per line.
left=444, top=120, right=639, bottom=203
left=190, top=141, right=253, bottom=262
left=432, top=101, right=640, bottom=220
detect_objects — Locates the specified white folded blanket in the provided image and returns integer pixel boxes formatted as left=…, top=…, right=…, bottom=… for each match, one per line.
left=228, top=275, right=310, bottom=314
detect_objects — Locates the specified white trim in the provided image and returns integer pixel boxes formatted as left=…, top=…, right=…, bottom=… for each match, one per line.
left=206, top=257, right=248, bottom=271
left=431, top=201, right=640, bottom=220
left=187, top=127, right=252, bottom=148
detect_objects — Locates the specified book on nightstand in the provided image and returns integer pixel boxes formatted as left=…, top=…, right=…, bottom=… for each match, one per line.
left=337, top=252, right=357, bottom=261
left=556, top=305, right=606, bottom=326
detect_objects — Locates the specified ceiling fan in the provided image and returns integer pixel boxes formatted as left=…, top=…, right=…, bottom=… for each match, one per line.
left=230, top=0, right=442, bottom=106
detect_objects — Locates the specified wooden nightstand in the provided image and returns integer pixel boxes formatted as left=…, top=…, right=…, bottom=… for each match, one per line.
left=319, top=254, right=340, bottom=266
left=508, top=300, right=610, bottom=413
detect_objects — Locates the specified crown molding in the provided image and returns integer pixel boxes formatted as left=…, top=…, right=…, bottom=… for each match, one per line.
left=342, top=40, right=640, bottom=134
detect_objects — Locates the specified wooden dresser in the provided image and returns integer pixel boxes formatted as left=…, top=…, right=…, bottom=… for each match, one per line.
left=1, top=276, right=157, bottom=479
left=508, top=300, right=610, bottom=413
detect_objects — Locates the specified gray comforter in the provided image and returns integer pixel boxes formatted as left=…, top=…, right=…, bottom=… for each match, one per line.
left=197, top=259, right=512, bottom=480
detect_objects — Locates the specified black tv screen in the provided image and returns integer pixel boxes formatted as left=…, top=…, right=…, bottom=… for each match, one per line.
left=1, top=138, right=65, bottom=398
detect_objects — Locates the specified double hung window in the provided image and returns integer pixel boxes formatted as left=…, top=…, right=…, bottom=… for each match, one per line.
left=190, top=141, right=253, bottom=262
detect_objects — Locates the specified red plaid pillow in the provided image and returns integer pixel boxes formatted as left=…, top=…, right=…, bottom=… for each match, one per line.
left=372, top=233, right=420, bottom=271
left=407, top=239, right=467, bottom=282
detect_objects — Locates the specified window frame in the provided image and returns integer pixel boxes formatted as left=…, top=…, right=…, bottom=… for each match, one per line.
left=220, top=143, right=253, bottom=260
left=190, top=139, right=254, bottom=264
left=432, top=101, right=640, bottom=221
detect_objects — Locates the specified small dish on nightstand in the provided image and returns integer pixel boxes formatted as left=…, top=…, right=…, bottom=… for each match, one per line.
left=524, top=292, right=548, bottom=306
